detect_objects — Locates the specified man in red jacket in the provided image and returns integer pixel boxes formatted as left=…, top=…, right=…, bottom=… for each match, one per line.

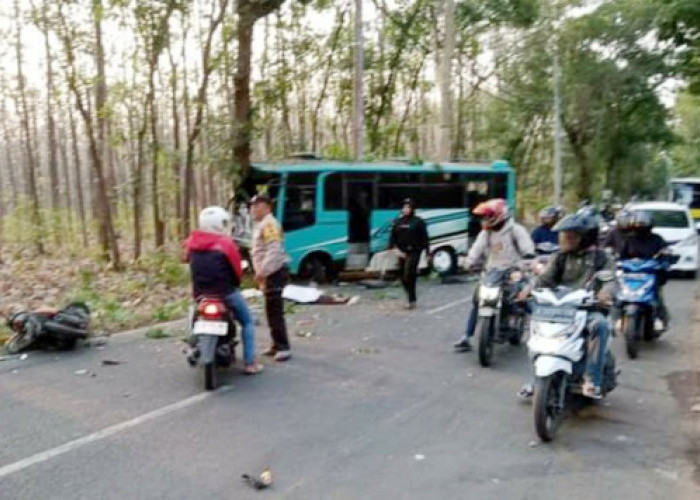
left=184, top=206, right=262, bottom=375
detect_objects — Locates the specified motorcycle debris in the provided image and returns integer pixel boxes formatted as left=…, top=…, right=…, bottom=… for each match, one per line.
left=414, top=454, right=426, bottom=461
left=74, top=369, right=88, bottom=376
left=528, top=441, right=538, bottom=448
left=102, top=359, right=123, bottom=366
left=20, top=354, right=28, bottom=361
left=295, top=330, right=315, bottom=338
left=242, top=467, right=273, bottom=490
left=691, top=403, right=700, bottom=413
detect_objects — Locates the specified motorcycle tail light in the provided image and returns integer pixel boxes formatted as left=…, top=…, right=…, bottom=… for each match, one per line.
left=198, top=300, right=225, bottom=318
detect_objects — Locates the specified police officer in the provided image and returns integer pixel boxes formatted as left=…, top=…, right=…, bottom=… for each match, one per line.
left=250, top=195, right=291, bottom=362
left=389, top=198, right=429, bottom=309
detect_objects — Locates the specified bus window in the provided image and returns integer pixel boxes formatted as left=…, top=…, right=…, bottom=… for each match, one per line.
left=672, top=184, right=693, bottom=206
left=283, top=173, right=317, bottom=231
left=324, top=173, right=345, bottom=210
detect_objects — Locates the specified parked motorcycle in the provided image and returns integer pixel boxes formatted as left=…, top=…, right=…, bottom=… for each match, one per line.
left=475, top=266, right=529, bottom=367
left=527, top=277, right=618, bottom=442
left=616, top=255, right=677, bottom=359
left=185, top=297, right=238, bottom=391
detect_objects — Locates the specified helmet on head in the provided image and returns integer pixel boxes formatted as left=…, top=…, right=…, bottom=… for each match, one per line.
left=631, top=210, right=653, bottom=230
left=198, top=206, right=232, bottom=235
left=539, top=205, right=563, bottom=226
left=553, top=212, right=599, bottom=251
left=615, top=209, right=634, bottom=230
left=473, top=198, right=509, bottom=230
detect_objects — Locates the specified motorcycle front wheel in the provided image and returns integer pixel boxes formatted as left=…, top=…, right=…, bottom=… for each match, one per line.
left=477, top=317, right=495, bottom=367
left=623, top=314, right=640, bottom=359
left=534, top=373, right=565, bottom=442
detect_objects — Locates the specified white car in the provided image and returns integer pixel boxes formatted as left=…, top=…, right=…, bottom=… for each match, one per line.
left=628, top=202, right=699, bottom=278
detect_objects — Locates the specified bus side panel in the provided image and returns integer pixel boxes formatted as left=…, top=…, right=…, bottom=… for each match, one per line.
left=284, top=214, right=349, bottom=274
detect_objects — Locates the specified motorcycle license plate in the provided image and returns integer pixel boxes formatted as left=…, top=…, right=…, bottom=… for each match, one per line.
left=193, top=320, right=228, bottom=336
left=532, top=306, right=577, bottom=323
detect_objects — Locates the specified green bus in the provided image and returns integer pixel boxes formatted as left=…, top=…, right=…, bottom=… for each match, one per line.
left=234, top=160, right=516, bottom=281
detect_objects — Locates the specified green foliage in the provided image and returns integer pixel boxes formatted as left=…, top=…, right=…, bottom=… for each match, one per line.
left=152, top=298, right=189, bottom=322
left=139, top=251, right=189, bottom=288
left=145, top=327, right=171, bottom=339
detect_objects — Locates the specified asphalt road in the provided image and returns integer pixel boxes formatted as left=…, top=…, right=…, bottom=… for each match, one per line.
left=1, top=276, right=699, bottom=499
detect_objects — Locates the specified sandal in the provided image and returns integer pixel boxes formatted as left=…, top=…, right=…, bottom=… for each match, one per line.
left=244, top=364, right=264, bottom=375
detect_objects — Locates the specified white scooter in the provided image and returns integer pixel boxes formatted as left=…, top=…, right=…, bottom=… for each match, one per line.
left=527, top=272, right=618, bottom=442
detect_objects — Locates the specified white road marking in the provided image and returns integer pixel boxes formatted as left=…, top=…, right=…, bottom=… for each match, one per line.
left=426, top=297, right=470, bottom=315
left=0, top=387, right=228, bottom=480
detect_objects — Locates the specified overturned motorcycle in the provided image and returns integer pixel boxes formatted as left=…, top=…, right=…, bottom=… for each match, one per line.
left=527, top=275, right=618, bottom=442
left=184, top=297, right=238, bottom=391
left=5, top=302, right=90, bottom=354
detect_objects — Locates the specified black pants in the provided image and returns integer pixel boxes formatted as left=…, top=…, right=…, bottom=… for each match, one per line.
left=265, top=267, right=290, bottom=351
left=398, top=252, right=421, bottom=304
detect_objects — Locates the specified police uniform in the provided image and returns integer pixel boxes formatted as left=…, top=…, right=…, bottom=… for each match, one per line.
left=252, top=212, right=290, bottom=353
left=389, top=213, right=429, bottom=305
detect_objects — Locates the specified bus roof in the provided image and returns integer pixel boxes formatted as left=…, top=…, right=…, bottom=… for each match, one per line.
left=250, top=160, right=513, bottom=175
left=670, top=177, right=700, bottom=184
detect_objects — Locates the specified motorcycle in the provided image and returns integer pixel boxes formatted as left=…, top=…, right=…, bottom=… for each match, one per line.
left=185, top=297, right=238, bottom=391
left=616, top=255, right=677, bottom=359
left=527, top=276, right=618, bottom=442
left=5, top=302, right=90, bottom=353
left=475, top=266, right=529, bottom=367
left=535, top=241, right=559, bottom=256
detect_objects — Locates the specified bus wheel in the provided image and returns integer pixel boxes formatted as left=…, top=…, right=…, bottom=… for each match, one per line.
left=431, top=247, right=456, bottom=276
left=300, top=254, right=330, bottom=284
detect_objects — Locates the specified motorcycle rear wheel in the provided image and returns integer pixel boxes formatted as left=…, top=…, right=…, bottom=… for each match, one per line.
left=204, top=362, right=217, bottom=391
left=534, top=374, right=565, bottom=442
left=477, top=317, right=495, bottom=367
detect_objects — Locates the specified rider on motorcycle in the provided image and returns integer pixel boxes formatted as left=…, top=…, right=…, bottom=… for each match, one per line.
left=518, top=211, right=616, bottom=399
left=184, top=206, right=262, bottom=375
left=620, top=210, right=669, bottom=330
left=602, top=208, right=634, bottom=255
left=453, top=199, right=535, bottom=352
left=532, top=206, right=563, bottom=250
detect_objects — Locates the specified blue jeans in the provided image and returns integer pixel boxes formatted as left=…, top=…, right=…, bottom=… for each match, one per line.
left=224, top=290, right=256, bottom=365
left=586, top=312, right=610, bottom=388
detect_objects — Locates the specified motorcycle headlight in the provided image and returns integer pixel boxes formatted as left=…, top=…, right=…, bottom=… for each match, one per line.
left=620, top=280, right=653, bottom=298
left=480, top=286, right=500, bottom=302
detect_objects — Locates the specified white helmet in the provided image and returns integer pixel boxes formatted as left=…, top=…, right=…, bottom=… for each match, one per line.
left=198, top=206, right=232, bottom=235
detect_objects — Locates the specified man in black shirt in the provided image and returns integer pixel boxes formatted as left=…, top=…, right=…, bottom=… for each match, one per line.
left=389, top=198, right=429, bottom=309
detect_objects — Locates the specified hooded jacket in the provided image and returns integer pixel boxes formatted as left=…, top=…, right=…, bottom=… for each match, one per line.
left=184, top=230, right=242, bottom=298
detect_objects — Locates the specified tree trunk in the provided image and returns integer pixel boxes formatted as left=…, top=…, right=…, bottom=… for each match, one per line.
left=1, top=98, right=18, bottom=210
left=167, top=46, right=183, bottom=238
left=438, top=0, right=455, bottom=162
left=233, top=0, right=286, bottom=178
left=68, top=94, right=88, bottom=248
left=15, top=0, right=44, bottom=254
left=41, top=0, right=60, bottom=217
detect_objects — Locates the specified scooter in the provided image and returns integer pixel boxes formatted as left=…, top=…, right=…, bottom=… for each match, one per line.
left=616, top=254, right=677, bottom=359
left=475, top=266, right=529, bottom=367
left=527, top=273, right=618, bottom=442
left=185, top=297, right=238, bottom=391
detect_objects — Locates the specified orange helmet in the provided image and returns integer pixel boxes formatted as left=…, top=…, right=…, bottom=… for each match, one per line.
left=473, top=198, right=509, bottom=230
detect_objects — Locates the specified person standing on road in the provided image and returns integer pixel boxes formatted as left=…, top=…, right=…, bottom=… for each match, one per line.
left=453, top=199, right=534, bottom=352
left=389, top=198, right=429, bottom=310
left=250, top=195, right=291, bottom=362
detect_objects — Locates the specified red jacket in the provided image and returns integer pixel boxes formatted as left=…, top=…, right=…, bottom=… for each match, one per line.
left=184, top=231, right=243, bottom=297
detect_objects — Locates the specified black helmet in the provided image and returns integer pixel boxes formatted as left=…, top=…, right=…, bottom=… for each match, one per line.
left=615, top=209, right=634, bottom=230
left=539, top=205, right=564, bottom=225
left=631, top=210, right=653, bottom=229
left=553, top=212, right=600, bottom=250
left=402, top=198, right=416, bottom=209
